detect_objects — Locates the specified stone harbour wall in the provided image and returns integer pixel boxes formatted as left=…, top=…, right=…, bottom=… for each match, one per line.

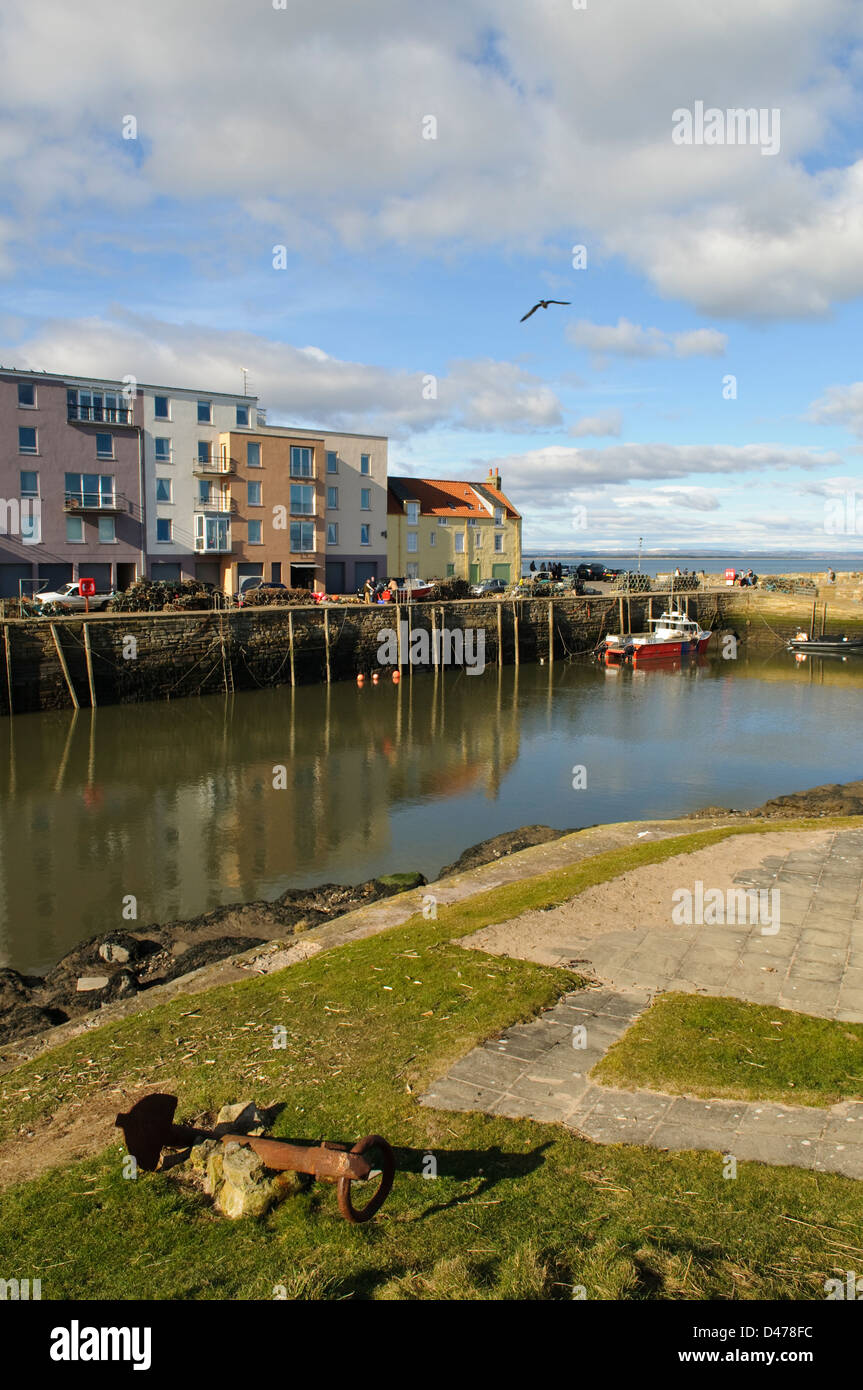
left=1, top=588, right=861, bottom=716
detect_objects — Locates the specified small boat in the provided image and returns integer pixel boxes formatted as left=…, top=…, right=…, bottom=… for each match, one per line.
left=788, top=631, right=863, bottom=653
left=596, top=607, right=711, bottom=666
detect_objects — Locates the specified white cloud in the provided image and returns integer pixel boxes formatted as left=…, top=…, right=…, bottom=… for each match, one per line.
left=808, top=381, right=863, bottom=437
left=568, top=409, right=623, bottom=437
left=0, top=0, right=861, bottom=318
left=568, top=319, right=727, bottom=360
left=0, top=312, right=562, bottom=436
left=486, top=442, right=843, bottom=495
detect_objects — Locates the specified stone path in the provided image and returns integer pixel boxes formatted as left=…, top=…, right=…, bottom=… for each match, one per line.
left=422, top=829, right=863, bottom=1177
left=460, top=829, right=863, bottom=1023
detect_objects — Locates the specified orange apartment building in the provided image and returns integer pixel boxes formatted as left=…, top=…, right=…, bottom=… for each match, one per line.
left=212, top=427, right=327, bottom=593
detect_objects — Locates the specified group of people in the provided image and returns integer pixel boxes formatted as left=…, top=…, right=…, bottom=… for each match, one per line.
left=528, top=561, right=566, bottom=580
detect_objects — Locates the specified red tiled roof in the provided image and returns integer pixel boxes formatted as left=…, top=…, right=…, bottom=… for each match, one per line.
left=388, top=476, right=520, bottom=519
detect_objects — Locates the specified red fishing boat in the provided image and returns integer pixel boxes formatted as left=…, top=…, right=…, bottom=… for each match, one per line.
left=597, top=606, right=711, bottom=666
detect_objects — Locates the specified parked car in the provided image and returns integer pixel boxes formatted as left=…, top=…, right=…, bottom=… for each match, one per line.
left=235, top=577, right=287, bottom=605
left=470, top=579, right=507, bottom=597
left=33, top=580, right=116, bottom=612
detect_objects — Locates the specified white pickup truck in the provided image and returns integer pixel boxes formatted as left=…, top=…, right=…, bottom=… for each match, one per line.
left=33, top=581, right=115, bottom=612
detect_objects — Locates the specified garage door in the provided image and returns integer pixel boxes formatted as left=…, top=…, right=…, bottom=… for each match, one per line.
left=38, top=563, right=73, bottom=591
left=0, top=564, right=33, bottom=598
left=325, top=561, right=345, bottom=593
left=151, top=563, right=182, bottom=582
left=78, top=564, right=112, bottom=590
left=492, top=564, right=511, bottom=582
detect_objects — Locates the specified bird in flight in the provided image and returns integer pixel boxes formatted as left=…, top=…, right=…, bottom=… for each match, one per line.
left=520, top=299, right=570, bottom=322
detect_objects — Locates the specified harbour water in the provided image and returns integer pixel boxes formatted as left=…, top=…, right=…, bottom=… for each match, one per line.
left=2, top=648, right=862, bottom=975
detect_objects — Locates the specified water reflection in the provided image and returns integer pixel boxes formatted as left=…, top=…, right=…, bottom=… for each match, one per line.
left=1, top=648, right=862, bottom=973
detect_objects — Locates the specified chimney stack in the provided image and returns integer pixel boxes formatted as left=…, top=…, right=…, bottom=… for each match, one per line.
left=486, top=467, right=502, bottom=491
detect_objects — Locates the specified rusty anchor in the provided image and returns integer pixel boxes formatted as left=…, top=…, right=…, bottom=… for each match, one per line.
left=115, top=1093, right=395, bottom=1224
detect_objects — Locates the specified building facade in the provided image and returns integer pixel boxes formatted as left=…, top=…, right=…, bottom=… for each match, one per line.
left=387, top=470, right=521, bottom=584
left=140, top=383, right=262, bottom=583
left=217, top=427, right=326, bottom=593
left=0, top=369, right=145, bottom=597
left=0, top=366, right=392, bottom=598
left=284, top=427, right=388, bottom=595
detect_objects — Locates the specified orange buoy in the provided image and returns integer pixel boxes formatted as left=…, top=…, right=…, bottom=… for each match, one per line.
left=356, top=673, right=365, bottom=685
left=392, top=670, right=400, bottom=683
left=371, top=671, right=379, bottom=684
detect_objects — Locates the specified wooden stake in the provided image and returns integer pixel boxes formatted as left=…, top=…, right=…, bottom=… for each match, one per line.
left=3, top=625, right=12, bottom=716
left=83, top=621, right=97, bottom=708
left=431, top=606, right=438, bottom=667
left=496, top=602, right=503, bottom=665
left=513, top=601, right=520, bottom=666
left=50, top=623, right=79, bottom=709
left=396, top=603, right=403, bottom=668
left=288, top=609, right=296, bottom=687
left=324, top=608, right=331, bottom=683
left=547, top=599, right=554, bottom=664
left=618, top=595, right=625, bottom=635
left=810, top=600, right=816, bottom=639
left=821, top=602, right=827, bottom=637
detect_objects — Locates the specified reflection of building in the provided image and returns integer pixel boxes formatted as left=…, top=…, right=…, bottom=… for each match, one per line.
left=387, top=469, right=521, bottom=585
left=0, top=672, right=522, bottom=972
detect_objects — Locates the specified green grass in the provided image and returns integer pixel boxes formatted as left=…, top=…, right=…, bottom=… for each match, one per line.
left=2, top=818, right=862, bottom=1301
left=595, top=993, right=863, bottom=1109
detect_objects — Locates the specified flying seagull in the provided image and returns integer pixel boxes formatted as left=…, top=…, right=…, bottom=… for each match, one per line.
left=520, top=298, right=570, bottom=322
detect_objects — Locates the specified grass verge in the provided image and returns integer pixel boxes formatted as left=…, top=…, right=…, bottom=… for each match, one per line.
left=1, top=818, right=861, bottom=1300
left=594, top=993, right=863, bottom=1109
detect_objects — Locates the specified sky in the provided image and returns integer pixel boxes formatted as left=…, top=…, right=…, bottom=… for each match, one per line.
left=1, top=0, right=863, bottom=552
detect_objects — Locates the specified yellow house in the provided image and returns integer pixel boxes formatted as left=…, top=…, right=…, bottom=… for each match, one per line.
left=387, top=470, right=521, bottom=584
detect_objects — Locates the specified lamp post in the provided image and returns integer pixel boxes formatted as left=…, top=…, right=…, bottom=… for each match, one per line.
left=638, top=536, right=643, bottom=573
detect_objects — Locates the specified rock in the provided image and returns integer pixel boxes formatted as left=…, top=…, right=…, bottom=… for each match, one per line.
left=186, top=1139, right=225, bottom=1195
left=216, top=1143, right=281, bottom=1219
left=76, top=975, right=110, bottom=992
left=215, top=1101, right=267, bottom=1137
left=437, top=825, right=572, bottom=878
left=158, top=937, right=267, bottom=983
left=0, top=968, right=35, bottom=1012
left=373, top=871, right=427, bottom=895
left=0, top=1003, right=68, bottom=1044
left=98, top=933, right=148, bottom=964
left=100, top=968, right=139, bottom=1003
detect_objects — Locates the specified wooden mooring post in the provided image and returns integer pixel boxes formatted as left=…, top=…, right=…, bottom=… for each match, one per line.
left=83, top=622, right=97, bottom=708
left=496, top=602, right=503, bottom=664
left=3, top=625, right=12, bottom=716
left=547, top=599, right=554, bottom=665
left=50, top=623, right=79, bottom=710
left=512, top=601, right=520, bottom=666
left=288, top=610, right=296, bottom=687
left=324, top=608, right=331, bottom=683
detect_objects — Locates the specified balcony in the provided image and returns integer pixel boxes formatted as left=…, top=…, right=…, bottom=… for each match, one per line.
left=194, top=537, right=233, bottom=553
left=67, top=404, right=135, bottom=426
left=194, top=497, right=237, bottom=514
left=192, top=453, right=236, bottom=476
left=64, top=491, right=129, bottom=515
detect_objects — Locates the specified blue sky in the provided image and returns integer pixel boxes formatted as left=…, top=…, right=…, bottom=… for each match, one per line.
left=2, top=0, right=863, bottom=552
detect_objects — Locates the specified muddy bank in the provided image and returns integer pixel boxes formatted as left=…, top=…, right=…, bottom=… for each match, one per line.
left=0, top=823, right=569, bottom=1045
left=0, top=872, right=425, bottom=1045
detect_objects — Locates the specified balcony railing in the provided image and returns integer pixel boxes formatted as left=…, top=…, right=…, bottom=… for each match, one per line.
left=194, top=537, right=233, bottom=553
left=194, top=497, right=237, bottom=514
left=64, top=491, right=129, bottom=514
left=192, top=454, right=236, bottom=476
left=67, top=405, right=135, bottom=426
